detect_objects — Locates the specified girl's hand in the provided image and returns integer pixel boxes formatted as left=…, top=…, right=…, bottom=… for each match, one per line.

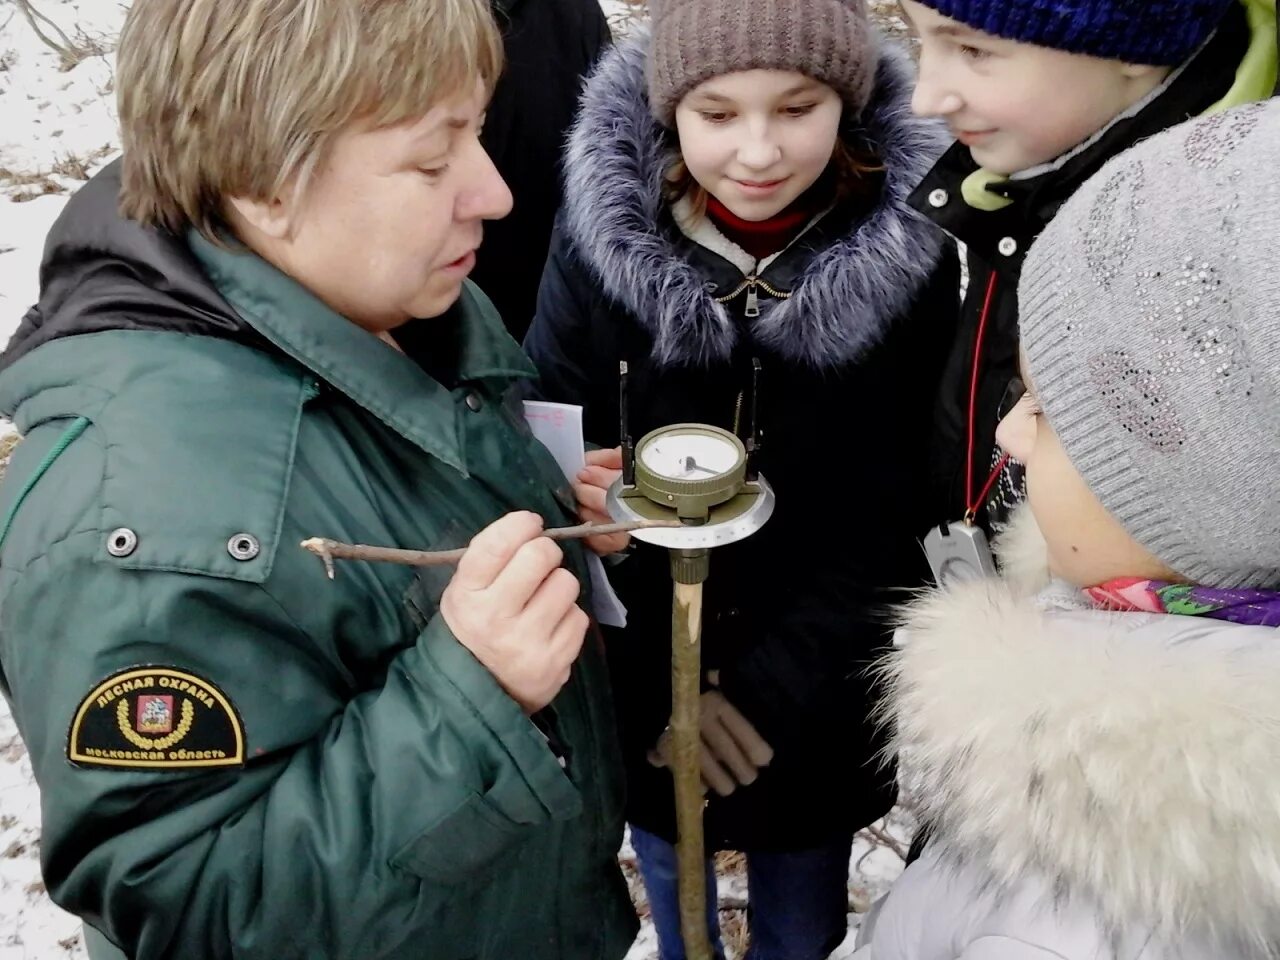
left=575, top=446, right=629, bottom=555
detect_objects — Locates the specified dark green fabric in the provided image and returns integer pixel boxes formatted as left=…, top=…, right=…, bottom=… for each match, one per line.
left=0, top=238, right=636, bottom=960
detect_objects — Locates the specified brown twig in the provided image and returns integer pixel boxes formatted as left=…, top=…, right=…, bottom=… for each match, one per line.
left=12, top=0, right=77, bottom=66
left=301, top=519, right=680, bottom=579
left=859, top=822, right=909, bottom=862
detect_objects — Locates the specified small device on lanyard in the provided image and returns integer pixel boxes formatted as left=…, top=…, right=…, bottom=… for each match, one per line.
left=923, top=520, right=997, bottom=587
left=927, top=272, right=1019, bottom=589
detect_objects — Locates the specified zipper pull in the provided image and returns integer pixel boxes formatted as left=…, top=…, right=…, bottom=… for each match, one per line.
left=744, top=280, right=760, bottom=318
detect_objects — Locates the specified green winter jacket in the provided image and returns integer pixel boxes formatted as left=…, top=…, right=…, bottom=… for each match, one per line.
left=0, top=163, right=637, bottom=960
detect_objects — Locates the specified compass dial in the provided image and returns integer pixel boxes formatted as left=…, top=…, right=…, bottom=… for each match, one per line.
left=639, top=433, right=741, bottom=480
left=630, top=424, right=748, bottom=520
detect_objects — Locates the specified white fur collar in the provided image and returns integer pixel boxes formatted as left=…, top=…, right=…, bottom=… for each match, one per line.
left=885, top=507, right=1280, bottom=948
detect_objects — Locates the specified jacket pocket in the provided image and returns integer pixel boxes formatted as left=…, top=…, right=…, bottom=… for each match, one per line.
left=390, top=789, right=537, bottom=886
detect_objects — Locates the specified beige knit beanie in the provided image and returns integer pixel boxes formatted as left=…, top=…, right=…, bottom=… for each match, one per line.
left=646, top=0, right=879, bottom=127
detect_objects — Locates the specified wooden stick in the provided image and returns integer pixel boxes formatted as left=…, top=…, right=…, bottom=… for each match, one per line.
left=300, top=519, right=680, bottom=579
left=672, top=580, right=713, bottom=960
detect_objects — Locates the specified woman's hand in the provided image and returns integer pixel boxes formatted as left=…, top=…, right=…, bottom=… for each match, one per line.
left=441, top=512, right=588, bottom=713
left=575, top=446, right=630, bottom=556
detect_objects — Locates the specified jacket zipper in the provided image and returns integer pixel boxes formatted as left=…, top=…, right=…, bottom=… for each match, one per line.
left=714, top=276, right=792, bottom=318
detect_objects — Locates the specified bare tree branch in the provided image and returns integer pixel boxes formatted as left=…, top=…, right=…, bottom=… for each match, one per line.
left=859, top=822, right=909, bottom=862
left=10, top=0, right=106, bottom=70
left=300, top=519, right=680, bottom=579
left=12, top=0, right=75, bottom=58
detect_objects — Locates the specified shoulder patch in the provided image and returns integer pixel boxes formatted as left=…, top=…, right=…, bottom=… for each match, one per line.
left=68, top=667, right=245, bottom=770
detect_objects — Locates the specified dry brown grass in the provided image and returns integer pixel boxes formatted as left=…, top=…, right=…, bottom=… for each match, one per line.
left=50, top=152, right=92, bottom=181
left=2, top=144, right=116, bottom=201
left=0, top=434, right=22, bottom=485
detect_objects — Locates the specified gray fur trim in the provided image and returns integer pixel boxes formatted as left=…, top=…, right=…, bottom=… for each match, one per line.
left=562, top=29, right=948, bottom=369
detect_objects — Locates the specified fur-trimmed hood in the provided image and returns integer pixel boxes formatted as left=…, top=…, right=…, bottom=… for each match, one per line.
left=883, top=506, right=1280, bottom=949
left=561, top=31, right=948, bottom=369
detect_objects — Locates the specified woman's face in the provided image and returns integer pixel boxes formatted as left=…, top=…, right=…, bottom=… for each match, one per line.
left=238, top=78, right=512, bottom=333
left=995, top=365, right=1180, bottom=588
left=674, top=70, right=843, bottom=221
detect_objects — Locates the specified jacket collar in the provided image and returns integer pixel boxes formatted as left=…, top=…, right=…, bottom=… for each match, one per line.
left=910, top=0, right=1269, bottom=272
left=670, top=195, right=834, bottom=280
left=0, top=160, right=267, bottom=378
left=885, top=506, right=1280, bottom=945
left=562, top=30, right=948, bottom=370
left=189, top=231, right=534, bottom=473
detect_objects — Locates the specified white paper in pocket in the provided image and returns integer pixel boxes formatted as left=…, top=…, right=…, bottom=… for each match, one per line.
left=523, top=400, right=628, bottom=628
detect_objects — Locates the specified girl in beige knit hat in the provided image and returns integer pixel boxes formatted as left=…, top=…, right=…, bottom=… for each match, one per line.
left=524, top=0, right=959, bottom=957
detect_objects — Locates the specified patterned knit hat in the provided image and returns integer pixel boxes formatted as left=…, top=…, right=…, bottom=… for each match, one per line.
left=646, top=0, right=879, bottom=127
left=1018, top=99, right=1280, bottom=589
left=912, top=0, right=1234, bottom=65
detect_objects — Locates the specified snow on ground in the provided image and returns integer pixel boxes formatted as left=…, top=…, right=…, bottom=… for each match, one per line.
left=0, top=0, right=124, bottom=349
left=0, top=2, right=916, bottom=956
left=0, top=193, right=67, bottom=323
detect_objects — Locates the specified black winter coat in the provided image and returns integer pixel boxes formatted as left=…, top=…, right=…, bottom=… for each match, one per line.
left=525, top=35, right=960, bottom=852
left=915, top=2, right=1257, bottom=528
left=476, top=0, right=611, bottom=340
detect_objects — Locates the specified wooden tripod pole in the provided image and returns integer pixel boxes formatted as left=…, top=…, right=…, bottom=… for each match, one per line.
left=672, top=578, right=713, bottom=960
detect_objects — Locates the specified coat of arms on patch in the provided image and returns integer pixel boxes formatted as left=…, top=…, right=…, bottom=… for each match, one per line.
left=136, top=695, right=175, bottom=734
left=68, top=666, right=245, bottom=771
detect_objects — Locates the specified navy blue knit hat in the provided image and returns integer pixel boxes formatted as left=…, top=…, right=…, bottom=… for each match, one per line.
left=915, top=0, right=1235, bottom=65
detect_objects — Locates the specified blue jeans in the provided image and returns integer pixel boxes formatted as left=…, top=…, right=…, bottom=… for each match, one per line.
left=630, top=826, right=853, bottom=960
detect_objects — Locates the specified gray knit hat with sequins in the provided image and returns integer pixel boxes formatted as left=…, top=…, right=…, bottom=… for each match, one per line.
left=1019, top=98, right=1280, bottom=589
left=646, top=0, right=879, bottom=127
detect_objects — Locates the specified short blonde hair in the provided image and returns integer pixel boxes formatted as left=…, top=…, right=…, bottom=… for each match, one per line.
left=117, top=0, right=504, bottom=239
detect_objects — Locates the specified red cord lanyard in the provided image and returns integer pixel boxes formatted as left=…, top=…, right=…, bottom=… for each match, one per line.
left=964, top=271, right=1010, bottom=526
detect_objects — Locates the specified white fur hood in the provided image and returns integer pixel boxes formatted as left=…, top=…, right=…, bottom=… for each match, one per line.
left=884, top=509, right=1280, bottom=948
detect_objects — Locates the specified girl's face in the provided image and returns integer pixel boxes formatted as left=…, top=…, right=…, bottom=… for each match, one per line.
left=995, top=365, right=1180, bottom=588
left=674, top=70, right=843, bottom=221
left=900, top=0, right=1168, bottom=175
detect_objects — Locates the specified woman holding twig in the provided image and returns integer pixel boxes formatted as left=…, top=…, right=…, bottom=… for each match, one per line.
left=0, top=0, right=636, bottom=957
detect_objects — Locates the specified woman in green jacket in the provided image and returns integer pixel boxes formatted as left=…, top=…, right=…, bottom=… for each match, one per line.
left=0, top=0, right=636, bottom=958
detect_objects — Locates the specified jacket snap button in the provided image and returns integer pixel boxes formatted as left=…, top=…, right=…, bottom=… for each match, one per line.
left=465, top=392, right=484, bottom=412
left=928, top=188, right=949, bottom=208
left=998, top=237, right=1019, bottom=257
left=227, top=534, right=261, bottom=561
left=106, top=528, right=138, bottom=558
